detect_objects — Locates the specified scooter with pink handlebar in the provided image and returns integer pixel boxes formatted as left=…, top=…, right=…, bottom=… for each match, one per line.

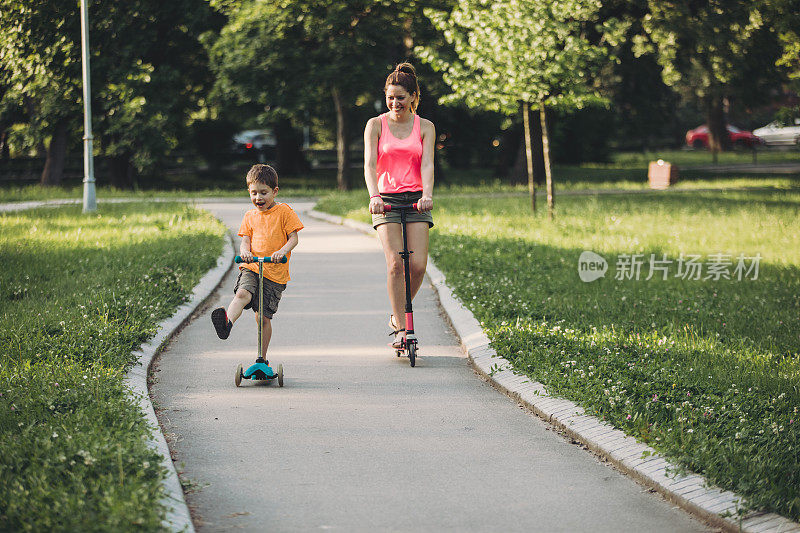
left=382, top=203, right=420, bottom=367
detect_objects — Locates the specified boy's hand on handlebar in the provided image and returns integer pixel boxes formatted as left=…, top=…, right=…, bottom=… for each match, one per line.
left=369, top=196, right=385, bottom=214
left=271, top=250, right=286, bottom=263
left=240, top=250, right=253, bottom=263
left=417, top=196, right=433, bottom=212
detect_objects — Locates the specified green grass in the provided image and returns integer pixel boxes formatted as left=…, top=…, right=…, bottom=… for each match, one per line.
left=435, top=173, right=800, bottom=195
left=316, top=187, right=800, bottom=520
left=0, top=203, right=226, bottom=531
left=605, top=149, right=800, bottom=168
left=0, top=183, right=326, bottom=204
left=4, top=149, right=799, bottom=203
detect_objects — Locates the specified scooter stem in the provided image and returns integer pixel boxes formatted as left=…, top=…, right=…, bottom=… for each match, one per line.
left=399, top=208, right=414, bottom=335
left=258, top=260, right=263, bottom=360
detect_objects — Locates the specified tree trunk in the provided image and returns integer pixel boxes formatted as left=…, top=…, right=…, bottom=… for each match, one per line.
left=509, top=116, right=545, bottom=185
left=540, top=101, right=554, bottom=220
left=434, top=153, right=446, bottom=185
left=0, top=129, right=9, bottom=160
left=333, top=85, right=350, bottom=191
left=522, top=101, right=536, bottom=213
left=40, top=119, right=68, bottom=186
left=402, top=17, right=414, bottom=57
left=109, top=153, right=135, bottom=190
left=274, top=118, right=305, bottom=175
left=509, top=139, right=527, bottom=185
left=706, top=95, right=728, bottom=163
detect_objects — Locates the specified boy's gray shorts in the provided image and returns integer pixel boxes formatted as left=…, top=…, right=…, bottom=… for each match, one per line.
left=234, top=268, right=286, bottom=319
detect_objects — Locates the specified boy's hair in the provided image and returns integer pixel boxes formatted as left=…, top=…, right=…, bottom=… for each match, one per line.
left=246, top=164, right=279, bottom=189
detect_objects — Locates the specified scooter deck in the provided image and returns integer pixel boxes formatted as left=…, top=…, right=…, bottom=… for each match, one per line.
left=243, top=362, right=278, bottom=380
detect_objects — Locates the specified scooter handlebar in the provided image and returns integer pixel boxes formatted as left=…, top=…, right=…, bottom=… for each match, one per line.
left=382, top=203, right=419, bottom=212
left=235, top=255, right=288, bottom=264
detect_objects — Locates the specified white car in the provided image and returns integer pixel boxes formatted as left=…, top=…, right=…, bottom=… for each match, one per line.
left=752, top=120, right=800, bottom=146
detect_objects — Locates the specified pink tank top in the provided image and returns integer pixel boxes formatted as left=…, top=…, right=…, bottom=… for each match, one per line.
left=376, top=113, right=423, bottom=194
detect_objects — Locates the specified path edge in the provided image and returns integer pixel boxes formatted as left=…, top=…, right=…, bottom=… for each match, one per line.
left=306, top=208, right=799, bottom=533
left=124, top=231, right=234, bottom=533
left=1, top=199, right=236, bottom=531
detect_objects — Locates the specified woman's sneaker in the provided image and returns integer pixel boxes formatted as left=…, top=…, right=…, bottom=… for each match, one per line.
left=211, top=308, right=232, bottom=339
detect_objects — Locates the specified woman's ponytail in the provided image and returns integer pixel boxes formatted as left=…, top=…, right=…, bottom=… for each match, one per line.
left=385, top=62, right=421, bottom=113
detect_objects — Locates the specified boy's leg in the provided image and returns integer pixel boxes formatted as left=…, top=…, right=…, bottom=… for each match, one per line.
left=227, top=289, right=253, bottom=324
left=256, top=314, right=272, bottom=360
left=212, top=289, right=252, bottom=340
left=213, top=270, right=257, bottom=340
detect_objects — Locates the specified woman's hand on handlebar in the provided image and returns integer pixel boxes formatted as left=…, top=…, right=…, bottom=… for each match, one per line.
left=369, top=195, right=385, bottom=214
left=417, top=196, right=433, bottom=212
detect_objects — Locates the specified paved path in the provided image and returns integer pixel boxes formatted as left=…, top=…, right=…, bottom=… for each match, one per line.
left=151, top=200, right=708, bottom=532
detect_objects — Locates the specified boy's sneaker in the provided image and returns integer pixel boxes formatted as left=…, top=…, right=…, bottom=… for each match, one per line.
left=211, top=308, right=232, bottom=339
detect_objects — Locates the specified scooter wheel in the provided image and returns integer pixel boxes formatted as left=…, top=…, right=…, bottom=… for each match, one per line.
left=408, top=343, right=416, bottom=367
left=235, top=364, right=243, bottom=387
left=277, top=364, right=284, bottom=387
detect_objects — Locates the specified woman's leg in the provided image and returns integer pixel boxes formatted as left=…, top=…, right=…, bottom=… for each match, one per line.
left=376, top=223, right=405, bottom=336
left=405, top=222, right=430, bottom=298
left=376, top=221, right=430, bottom=333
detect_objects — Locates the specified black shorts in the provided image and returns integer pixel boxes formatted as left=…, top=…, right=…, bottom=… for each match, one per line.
left=234, top=268, right=286, bottom=319
left=371, top=191, right=434, bottom=229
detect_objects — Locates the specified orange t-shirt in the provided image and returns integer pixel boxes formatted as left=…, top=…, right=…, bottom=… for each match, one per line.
left=237, top=203, right=304, bottom=284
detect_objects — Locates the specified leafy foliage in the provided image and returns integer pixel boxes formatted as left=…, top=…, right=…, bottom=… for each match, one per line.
left=418, top=0, right=616, bottom=113
left=0, top=0, right=217, bottom=179
left=634, top=0, right=784, bottom=149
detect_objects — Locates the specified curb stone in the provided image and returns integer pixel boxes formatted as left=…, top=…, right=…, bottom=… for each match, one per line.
left=124, top=231, right=233, bottom=533
left=306, top=209, right=800, bottom=533
left=2, top=199, right=234, bottom=532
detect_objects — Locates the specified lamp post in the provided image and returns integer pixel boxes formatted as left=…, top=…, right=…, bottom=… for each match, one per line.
left=80, top=0, right=96, bottom=213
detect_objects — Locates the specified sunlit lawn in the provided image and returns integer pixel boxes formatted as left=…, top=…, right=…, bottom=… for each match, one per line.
left=0, top=203, right=226, bottom=531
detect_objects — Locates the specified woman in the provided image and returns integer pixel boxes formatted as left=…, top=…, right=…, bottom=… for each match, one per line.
left=364, top=62, right=435, bottom=349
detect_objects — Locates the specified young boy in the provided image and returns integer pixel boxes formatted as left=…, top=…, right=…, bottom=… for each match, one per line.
left=211, top=164, right=303, bottom=362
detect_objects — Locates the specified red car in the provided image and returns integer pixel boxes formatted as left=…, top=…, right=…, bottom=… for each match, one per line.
left=685, top=125, right=763, bottom=149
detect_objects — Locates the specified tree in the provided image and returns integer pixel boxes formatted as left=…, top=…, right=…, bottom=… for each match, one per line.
left=0, top=0, right=215, bottom=187
left=90, top=0, right=217, bottom=188
left=774, top=0, right=800, bottom=91
left=419, top=0, right=615, bottom=218
left=208, top=0, right=405, bottom=190
left=0, top=0, right=83, bottom=185
left=635, top=0, right=783, bottom=159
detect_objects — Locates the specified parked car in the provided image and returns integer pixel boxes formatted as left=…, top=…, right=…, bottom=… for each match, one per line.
left=752, top=119, right=800, bottom=146
left=685, top=125, right=762, bottom=149
left=232, top=129, right=276, bottom=154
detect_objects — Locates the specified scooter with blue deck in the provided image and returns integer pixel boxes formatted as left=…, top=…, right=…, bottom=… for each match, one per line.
left=233, top=255, right=286, bottom=387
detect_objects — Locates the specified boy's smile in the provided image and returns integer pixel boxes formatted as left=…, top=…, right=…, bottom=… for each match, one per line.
left=249, top=183, right=278, bottom=211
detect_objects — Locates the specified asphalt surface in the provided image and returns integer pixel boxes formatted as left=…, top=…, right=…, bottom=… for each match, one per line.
left=150, top=200, right=708, bottom=532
